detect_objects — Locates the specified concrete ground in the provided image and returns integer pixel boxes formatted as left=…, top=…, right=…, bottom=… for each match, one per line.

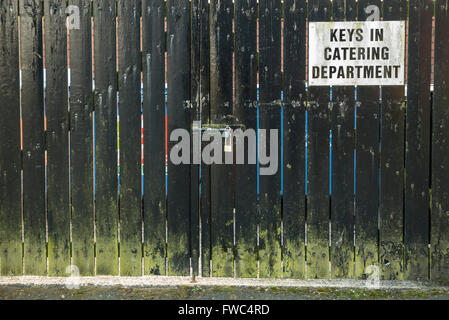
left=1, top=276, right=449, bottom=300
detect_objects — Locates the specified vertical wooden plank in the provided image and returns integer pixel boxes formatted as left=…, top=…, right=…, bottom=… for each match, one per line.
left=199, top=0, right=211, bottom=277
left=431, top=0, right=449, bottom=282
left=282, top=0, right=307, bottom=279
left=190, top=0, right=200, bottom=276
left=0, top=0, right=22, bottom=276
left=69, top=0, right=94, bottom=276
left=234, top=0, right=258, bottom=278
left=20, top=0, right=46, bottom=275
left=209, top=0, right=234, bottom=277
left=45, top=0, right=70, bottom=276
left=330, top=0, right=356, bottom=279
left=117, top=0, right=142, bottom=276
left=259, top=0, right=282, bottom=279
left=93, top=0, right=118, bottom=275
left=307, top=0, right=331, bottom=279
left=142, top=0, right=166, bottom=276
left=379, top=0, right=406, bottom=280
left=167, top=0, right=191, bottom=276
left=355, top=0, right=381, bottom=279
left=404, top=0, right=432, bottom=281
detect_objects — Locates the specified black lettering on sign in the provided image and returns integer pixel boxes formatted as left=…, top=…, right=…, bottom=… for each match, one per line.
left=355, top=29, right=363, bottom=41
left=330, top=28, right=364, bottom=42
left=324, top=47, right=391, bottom=61
left=313, top=66, right=320, bottom=78
left=324, top=47, right=332, bottom=60
left=310, top=20, right=404, bottom=85
left=310, top=65, right=402, bottom=80
left=370, top=28, right=384, bottom=41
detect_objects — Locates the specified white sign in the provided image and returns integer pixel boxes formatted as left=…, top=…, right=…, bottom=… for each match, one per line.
left=308, top=21, right=406, bottom=86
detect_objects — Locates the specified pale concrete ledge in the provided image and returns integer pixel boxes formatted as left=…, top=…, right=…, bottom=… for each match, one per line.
left=0, top=276, right=446, bottom=290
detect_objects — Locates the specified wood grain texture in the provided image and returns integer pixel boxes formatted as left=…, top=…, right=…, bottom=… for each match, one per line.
left=234, top=0, right=258, bottom=278
left=431, top=0, right=449, bottom=282
left=307, top=0, right=331, bottom=279
left=258, top=0, right=282, bottom=279
left=20, top=0, right=46, bottom=275
left=199, top=0, right=211, bottom=277
left=45, top=0, right=70, bottom=276
left=283, top=0, right=307, bottom=279
left=69, top=0, right=94, bottom=276
left=209, top=0, right=234, bottom=277
left=142, top=0, right=166, bottom=276
left=94, top=0, right=118, bottom=275
left=379, top=0, right=406, bottom=280
left=404, top=0, right=432, bottom=281
left=0, top=0, right=22, bottom=276
left=330, top=0, right=356, bottom=279
left=117, top=0, right=142, bottom=276
left=166, top=0, right=191, bottom=276
left=190, top=0, right=201, bottom=277
left=354, top=0, right=381, bottom=280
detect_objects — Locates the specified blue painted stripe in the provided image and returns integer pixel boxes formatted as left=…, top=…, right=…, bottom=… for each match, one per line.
left=281, top=91, right=284, bottom=196
left=256, top=85, right=260, bottom=199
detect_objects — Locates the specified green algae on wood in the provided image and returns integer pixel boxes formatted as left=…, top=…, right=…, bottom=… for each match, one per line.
left=431, top=0, right=449, bottom=283
left=258, top=0, right=283, bottom=279
left=198, top=0, right=212, bottom=278
left=208, top=0, right=235, bottom=278
left=69, top=0, right=94, bottom=276
left=142, top=0, right=167, bottom=276
left=379, top=0, right=407, bottom=281
left=20, top=0, right=46, bottom=276
left=117, top=0, right=143, bottom=276
left=329, top=0, right=357, bottom=280
left=354, top=0, right=381, bottom=280
left=282, top=0, right=307, bottom=279
left=45, top=0, right=71, bottom=276
left=404, top=0, right=432, bottom=281
left=306, top=0, right=332, bottom=280
left=234, top=0, right=258, bottom=278
left=93, top=0, right=119, bottom=276
left=166, top=0, right=192, bottom=276
left=0, top=0, right=22, bottom=276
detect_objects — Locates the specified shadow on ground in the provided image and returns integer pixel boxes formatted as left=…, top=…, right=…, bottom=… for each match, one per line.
left=1, top=285, right=449, bottom=300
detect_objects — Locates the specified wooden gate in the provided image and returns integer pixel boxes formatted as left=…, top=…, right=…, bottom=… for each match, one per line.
left=0, top=0, right=448, bottom=282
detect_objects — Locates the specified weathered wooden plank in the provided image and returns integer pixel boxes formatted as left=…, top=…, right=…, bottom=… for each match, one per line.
left=190, top=0, right=200, bottom=277
left=117, top=0, right=142, bottom=276
left=69, top=0, right=94, bottom=276
left=404, top=0, right=432, bottom=281
left=306, top=0, right=331, bottom=279
left=282, top=0, right=307, bottom=279
left=330, top=0, right=356, bottom=279
left=20, top=0, right=46, bottom=275
left=93, top=0, right=118, bottom=276
left=431, top=0, right=449, bottom=282
left=258, top=1, right=282, bottom=278
left=142, top=0, right=166, bottom=276
left=209, top=0, right=234, bottom=278
left=354, top=0, right=381, bottom=280
left=166, top=0, right=191, bottom=276
left=0, top=0, right=22, bottom=276
left=258, top=0, right=282, bottom=279
left=45, top=0, right=70, bottom=276
left=199, top=0, right=211, bottom=277
left=379, top=0, right=406, bottom=280
left=234, top=0, right=258, bottom=278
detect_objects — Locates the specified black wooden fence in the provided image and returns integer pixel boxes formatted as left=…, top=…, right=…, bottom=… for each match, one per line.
left=0, top=0, right=448, bottom=282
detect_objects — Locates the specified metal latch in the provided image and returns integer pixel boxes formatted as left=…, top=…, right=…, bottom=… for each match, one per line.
left=191, top=122, right=246, bottom=153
